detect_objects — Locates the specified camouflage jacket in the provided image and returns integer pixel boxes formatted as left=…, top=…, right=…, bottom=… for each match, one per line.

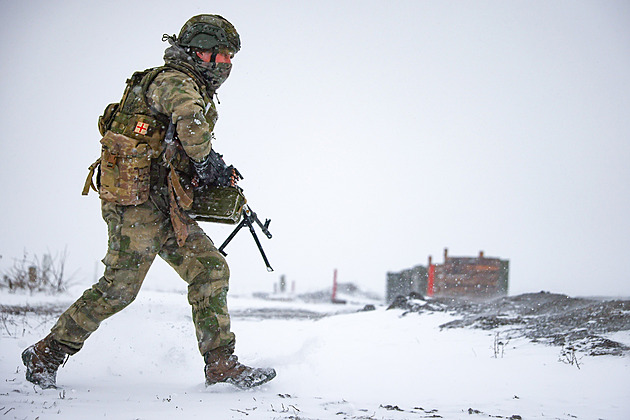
left=147, top=65, right=218, bottom=164
left=147, top=63, right=225, bottom=245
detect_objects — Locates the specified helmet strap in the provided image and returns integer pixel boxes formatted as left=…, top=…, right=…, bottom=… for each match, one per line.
left=162, top=34, right=177, bottom=46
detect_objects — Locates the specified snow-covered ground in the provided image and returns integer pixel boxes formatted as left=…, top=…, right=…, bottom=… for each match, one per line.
left=1, top=289, right=629, bottom=419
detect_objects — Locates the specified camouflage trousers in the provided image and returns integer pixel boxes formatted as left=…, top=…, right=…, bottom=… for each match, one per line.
left=50, top=199, right=235, bottom=356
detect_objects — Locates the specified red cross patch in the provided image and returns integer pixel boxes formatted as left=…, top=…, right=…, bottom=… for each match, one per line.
left=134, top=121, right=149, bottom=135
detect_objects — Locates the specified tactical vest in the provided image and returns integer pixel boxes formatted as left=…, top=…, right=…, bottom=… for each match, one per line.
left=82, top=65, right=242, bottom=245
left=83, top=65, right=207, bottom=206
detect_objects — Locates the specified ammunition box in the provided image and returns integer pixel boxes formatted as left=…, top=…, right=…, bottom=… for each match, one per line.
left=188, top=186, right=246, bottom=224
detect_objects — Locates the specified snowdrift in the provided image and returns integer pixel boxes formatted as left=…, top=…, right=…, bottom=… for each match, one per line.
left=1, top=289, right=629, bottom=419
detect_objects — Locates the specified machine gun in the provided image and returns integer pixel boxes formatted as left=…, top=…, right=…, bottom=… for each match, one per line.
left=218, top=205, right=273, bottom=272
left=189, top=183, right=274, bottom=272
left=163, top=120, right=274, bottom=271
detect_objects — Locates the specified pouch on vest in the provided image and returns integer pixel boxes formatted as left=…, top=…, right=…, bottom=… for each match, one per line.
left=98, top=131, right=153, bottom=205
left=98, top=102, right=120, bottom=136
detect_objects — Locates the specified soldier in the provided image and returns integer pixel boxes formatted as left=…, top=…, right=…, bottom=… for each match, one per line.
left=21, top=15, right=276, bottom=389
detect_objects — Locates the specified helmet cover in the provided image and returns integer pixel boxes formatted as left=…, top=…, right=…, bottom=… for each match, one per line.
left=178, top=14, right=240, bottom=54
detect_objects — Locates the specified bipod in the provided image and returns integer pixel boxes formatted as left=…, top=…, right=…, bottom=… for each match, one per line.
left=218, top=205, right=273, bottom=272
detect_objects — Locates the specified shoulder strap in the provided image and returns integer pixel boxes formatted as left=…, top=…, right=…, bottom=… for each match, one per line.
left=118, top=67, right=167, bottom=114
left=81, top=157, right=102, bottom=196
left=138, top=66, right=171, bottom=107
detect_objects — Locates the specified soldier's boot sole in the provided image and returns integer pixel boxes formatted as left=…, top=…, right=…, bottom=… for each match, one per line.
left=206, top=366, right=276, bottom=389
left=21, top=346, right=58, bottom=389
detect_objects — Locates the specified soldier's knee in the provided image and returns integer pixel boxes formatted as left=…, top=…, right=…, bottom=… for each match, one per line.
left=103, top=249, right=146, bottom=272
left=196, top=254, right=230, bottom=282
left=79, top=285, right=105, bottom=303
left=95, top=275, right=142, bottom=311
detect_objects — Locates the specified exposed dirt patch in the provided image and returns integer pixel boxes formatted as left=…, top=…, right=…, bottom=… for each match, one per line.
left=389, top=291, right=630, bottom=356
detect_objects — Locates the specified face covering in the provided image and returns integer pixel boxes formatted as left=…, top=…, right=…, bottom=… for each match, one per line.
left=198, top=62, right=232, bottom=90
left=163, top=39, right=232, bottom=90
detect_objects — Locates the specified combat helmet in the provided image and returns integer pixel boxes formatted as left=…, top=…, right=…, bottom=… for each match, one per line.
left=177, top=14, right=240, bottom=54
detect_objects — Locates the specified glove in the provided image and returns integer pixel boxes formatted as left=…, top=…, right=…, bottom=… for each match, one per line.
left=193, top=151, right=241, bottom=187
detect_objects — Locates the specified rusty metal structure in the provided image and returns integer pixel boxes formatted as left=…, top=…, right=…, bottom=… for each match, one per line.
left=386, top=248, right=509, bottom=303
left=432, top=248, right=509, bottom=298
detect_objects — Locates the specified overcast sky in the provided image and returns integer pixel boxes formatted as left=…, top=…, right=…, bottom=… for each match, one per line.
left=1, top=0, right=629, bottom=298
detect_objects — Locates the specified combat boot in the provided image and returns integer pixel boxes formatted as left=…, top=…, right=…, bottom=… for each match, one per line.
left=204, top=347, right=276, bottom=389
left=21, top=334, right=71, bottom=389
